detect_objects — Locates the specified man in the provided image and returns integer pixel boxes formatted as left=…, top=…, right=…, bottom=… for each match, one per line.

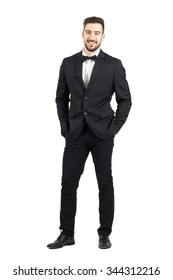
left=47, top=16, right=131, bottom=249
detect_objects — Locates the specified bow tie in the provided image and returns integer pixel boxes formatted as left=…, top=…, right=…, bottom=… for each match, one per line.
left=81, top=55, right=97, bottom=62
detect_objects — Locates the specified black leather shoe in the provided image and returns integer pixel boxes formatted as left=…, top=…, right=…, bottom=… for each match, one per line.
left=47, top=233, right=75, bottom=249
left=99, top=235, right=111, bottom=249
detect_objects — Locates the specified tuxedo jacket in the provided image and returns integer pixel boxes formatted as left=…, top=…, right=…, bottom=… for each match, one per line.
left=55, top=49, right=132, bottom=140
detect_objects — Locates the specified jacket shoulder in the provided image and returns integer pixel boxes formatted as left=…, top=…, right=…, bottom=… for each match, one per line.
left=102, top=51, right=121, bottom=63
left=63, top=51, right=81, bottom=62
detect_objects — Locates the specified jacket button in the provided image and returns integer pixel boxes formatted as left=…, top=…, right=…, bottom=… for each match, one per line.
left=85, top=96, right=88, bottom=99
left=84, top=112, right=88, bottom=115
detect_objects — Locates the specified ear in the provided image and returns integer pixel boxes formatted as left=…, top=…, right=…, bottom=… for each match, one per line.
left=102, top=33, right=105, bottom=40
left=82, top=31, right=84, bottom=39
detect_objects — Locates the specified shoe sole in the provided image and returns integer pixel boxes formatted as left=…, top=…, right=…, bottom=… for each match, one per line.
left=48, top=240, right=75, bottom=249
left=99, top=244, right=112, bottom=249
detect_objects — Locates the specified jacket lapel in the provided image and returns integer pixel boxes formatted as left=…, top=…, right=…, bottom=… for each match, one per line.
left=87, top=50, right=105, bottom=88
left=75, top=52, right=86, bottom=90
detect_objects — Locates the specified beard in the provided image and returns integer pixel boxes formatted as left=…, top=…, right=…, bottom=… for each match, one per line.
left=84, top=40, right=101, bottom=52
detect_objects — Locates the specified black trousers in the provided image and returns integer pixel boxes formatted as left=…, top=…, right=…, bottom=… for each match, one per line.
left=60, top=124, right=114, bottom=237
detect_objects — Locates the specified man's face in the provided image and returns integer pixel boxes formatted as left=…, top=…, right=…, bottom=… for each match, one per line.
left=82, top=23, right=105, bottom=53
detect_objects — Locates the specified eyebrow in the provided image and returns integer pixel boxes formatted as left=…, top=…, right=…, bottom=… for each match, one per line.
left=85, top=30, right=101, bottom=33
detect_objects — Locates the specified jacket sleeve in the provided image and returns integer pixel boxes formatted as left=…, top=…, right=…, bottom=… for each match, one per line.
left=113, top=60, right=132, bottom=134
left=55, top=59, right=70, bottom=137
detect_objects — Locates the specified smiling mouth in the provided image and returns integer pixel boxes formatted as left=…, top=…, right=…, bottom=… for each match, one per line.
left=88, top=41, right=96, bottom=47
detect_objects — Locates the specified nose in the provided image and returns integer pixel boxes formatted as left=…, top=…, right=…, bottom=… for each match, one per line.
left=89, top=32, right=95, bottom=40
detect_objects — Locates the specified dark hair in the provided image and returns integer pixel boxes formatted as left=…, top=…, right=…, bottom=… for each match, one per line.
left=83, top=16, right=105, bottom=33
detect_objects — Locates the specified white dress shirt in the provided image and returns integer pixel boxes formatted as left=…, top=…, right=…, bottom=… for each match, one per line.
left=82, top=48, right=100, bottom=87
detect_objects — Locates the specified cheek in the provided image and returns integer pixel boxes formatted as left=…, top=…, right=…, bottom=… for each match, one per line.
left=84, top=36, right=89, bottom=41
left=96, top=38, right=101, bottom=44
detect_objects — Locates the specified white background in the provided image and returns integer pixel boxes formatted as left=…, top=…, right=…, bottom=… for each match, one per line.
left=0, top=0, right=172, bottom=279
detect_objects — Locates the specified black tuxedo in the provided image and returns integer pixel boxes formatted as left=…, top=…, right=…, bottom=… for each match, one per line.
left=56, top=50, right=131, bottom=141
left=55, top=50, right=131, bottom=237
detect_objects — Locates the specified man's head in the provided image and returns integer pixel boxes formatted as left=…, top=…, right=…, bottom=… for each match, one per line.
left=82, top=16, right=105, bottom=54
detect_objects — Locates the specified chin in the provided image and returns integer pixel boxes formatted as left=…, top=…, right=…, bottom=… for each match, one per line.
left=89, top=49, right=96, bottom=52
left=86, top=46, right=99, bottom=52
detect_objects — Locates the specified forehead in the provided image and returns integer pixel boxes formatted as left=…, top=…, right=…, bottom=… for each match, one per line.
left=84, top=23, right=103, bottom=33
